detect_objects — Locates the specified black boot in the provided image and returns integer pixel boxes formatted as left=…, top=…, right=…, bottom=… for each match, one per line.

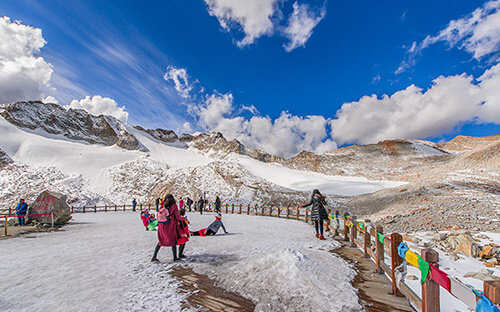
left=172, top=246, right=179, bottom=262
left=179, top=244, right=186, bottom=259
left=151, top=245, right=160, bottom=262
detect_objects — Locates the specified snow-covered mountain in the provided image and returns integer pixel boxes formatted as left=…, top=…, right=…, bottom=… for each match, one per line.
left=0, top=101, right=401, bottom=209
left=2, top=101, right=497, bottom=232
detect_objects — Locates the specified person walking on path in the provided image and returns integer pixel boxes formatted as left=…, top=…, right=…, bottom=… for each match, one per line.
left=155, top=198, right=160, bottom=212
left=302, top=189, right=328, bottom=240
left=132, top=198, right=137, bottom=212
left=191, top=213, right=228, bottom=236
left=186, top=197, right=193, bottom=212
left=151, top=194, right=183, bottom=262
left=16, top=199, right=28, bottom=226
left=197, top=196, right=204, bottom=215
left=214, top=195, right=221, bottom=213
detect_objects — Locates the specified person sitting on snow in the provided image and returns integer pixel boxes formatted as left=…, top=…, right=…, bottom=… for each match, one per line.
left=140, top=209, right=150, bottom=230
left=16, top=199, right=28, bottom=226
left=190, top=213, right=228, bottom=236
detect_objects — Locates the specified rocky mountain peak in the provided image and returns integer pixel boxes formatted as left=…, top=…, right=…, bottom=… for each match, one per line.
left=0, top=148, right=13, bottom=168
left=1, top=101, right=146, bottom=151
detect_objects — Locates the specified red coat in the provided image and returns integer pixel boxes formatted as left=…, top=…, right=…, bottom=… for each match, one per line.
left=157, top=203, right=181, bottom=247
left=177, top=217, right=190, bottom=245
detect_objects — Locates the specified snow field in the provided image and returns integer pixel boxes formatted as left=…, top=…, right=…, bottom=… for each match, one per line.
left=0, top=212, right=362, bottom=312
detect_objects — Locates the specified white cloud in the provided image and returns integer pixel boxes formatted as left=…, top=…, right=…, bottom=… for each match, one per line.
left=194, top=92, right=336, bottom=157
left=282, top=2, right=326, bottom=52
left=477, top=63, right=500, bottom=123
left=204, top=0, right=279, bottom=47
left=397, top=1, right=500, bottom=73
left=331, top=63, right=500, bottom=145
left=163, top=65, right=193, bottom=98
left=67, top=95, right=129, bottom=123
left=0, top=17, right=53, bottom=104
left=42, top=96, right=58, bottom=104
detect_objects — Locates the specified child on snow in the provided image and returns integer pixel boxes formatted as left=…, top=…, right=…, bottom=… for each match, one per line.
left=140, top=209, right=150, bottom=230
left=190, top=213, right=228, bottom=236
left=176, top=208, right=190, bottom=258
left=147, top=213, right=158, bottom=231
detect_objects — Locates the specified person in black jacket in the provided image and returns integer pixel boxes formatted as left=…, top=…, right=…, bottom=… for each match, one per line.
left=186, top=197, right=193, bottom=212
left=302, top=189, right=328, bottom=240
left=197, top=196, right=204, bottom=215
left=214, top=195, right=221, bottom=213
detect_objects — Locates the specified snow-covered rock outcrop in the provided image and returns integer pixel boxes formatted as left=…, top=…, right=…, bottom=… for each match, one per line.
left=1, top=101, right=146, bottom=151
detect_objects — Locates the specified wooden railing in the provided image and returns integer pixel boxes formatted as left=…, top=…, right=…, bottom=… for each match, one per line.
left=341, top=215, right=500, bottom=312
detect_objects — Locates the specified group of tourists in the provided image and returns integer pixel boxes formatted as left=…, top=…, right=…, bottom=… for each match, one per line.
left=141, top=194, right=229, bottom=262
left=137, top=189, right=334, bottom=261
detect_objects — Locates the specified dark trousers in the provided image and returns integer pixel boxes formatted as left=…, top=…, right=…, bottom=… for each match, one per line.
left=18, top=216, right=25, bottom=226
left=314, top=220, right=324, bottom=235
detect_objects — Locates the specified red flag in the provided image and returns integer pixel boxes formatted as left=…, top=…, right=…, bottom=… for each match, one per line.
left=430, top=263, right=451, bottom=292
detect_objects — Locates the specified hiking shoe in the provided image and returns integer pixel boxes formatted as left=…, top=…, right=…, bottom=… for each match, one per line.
left=151, top=257, right=159, bottom=262
left=319, top=235, right=326, bottom=240
left=315, top=233, right=320, bottom=238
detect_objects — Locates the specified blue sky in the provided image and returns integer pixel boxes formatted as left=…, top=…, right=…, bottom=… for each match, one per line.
left=1, top=0, right=499, bottom=156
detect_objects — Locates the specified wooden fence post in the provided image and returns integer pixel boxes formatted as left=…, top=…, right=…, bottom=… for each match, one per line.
left=247, top=204, right=250, bottom=215
left=104, top=205, right=107, bottom=212
left=296, top=207, right=299, bottom=219
left=343, top=216, right=349, bottom=241
left=363, top=222, right=370, bottom=258
left=94, top=205, right=97, bottom=213
left=350, top=216, right=357, bottom=247
left=114, top=204, right=117, bottom=212
left=231, top=204, right=234, bottom=214
left=140, top=204, right=142, bottom=212
left=83, top=206, right=86, bottom=213
left=4, top=216, right=7, bottom=236
left=123, top=204, right=125, bottom=211
left=484, top=280, right=500, bottom=306
left=225, top=204, right=228, bottom=214
left=239, top=204, right=242, bottom=214
left=375, top=225, right=384, bottom=274
left=148, top=203, right=151, bottom=210
left=390, top=233, right=404, bottom=296
left=262, top=205, right=265, bottom=216
left=286, top=207, right=290, bottom=219
left=269, top=206, right=272, bottom=216
left=277, top=207, right=280, bottom=218
left=421, top=248, right=440, bottom=312
left=305, top=209, right=309, bottom=223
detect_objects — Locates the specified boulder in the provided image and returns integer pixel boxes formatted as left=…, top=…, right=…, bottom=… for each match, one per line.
left=447, top=233, right=481, bottom=257
left=480, top=245, right=498, bottom=259
left=29, top=191, right=72, bottom=225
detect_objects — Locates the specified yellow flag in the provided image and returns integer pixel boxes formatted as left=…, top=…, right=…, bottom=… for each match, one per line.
left=405, top=250, right=419, bottom=268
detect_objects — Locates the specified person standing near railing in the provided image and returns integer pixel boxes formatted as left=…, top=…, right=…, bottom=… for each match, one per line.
left=16, top=198, right=28, bottom=226
left=155, top=197, right=160, bottom=212
left=215, top=195, right=221, bottom=213
left=132, top=198, right=137, bottom=212
left=197, top=196, right=204, bottom=215
left=302, top=189, right=328, bottom=240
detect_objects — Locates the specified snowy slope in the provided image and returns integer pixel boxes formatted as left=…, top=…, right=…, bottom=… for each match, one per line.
left=231, top=153, right=405, bottom=196
left=0, top=212, right=362, bottom=312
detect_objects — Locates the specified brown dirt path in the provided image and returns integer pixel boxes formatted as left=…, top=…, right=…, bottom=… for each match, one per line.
left=171, top=266, right=255, bottom=312
left=332, top=240, right=415, bottom=312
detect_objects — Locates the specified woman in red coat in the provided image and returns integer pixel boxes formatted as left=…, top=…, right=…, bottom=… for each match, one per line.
left=151, top=194, right=182, bottom=262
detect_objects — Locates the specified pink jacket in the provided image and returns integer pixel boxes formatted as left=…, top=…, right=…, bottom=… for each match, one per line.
left=157, top=207, right=170, bottom=222
left=179, top=199, right=184, bottom=208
